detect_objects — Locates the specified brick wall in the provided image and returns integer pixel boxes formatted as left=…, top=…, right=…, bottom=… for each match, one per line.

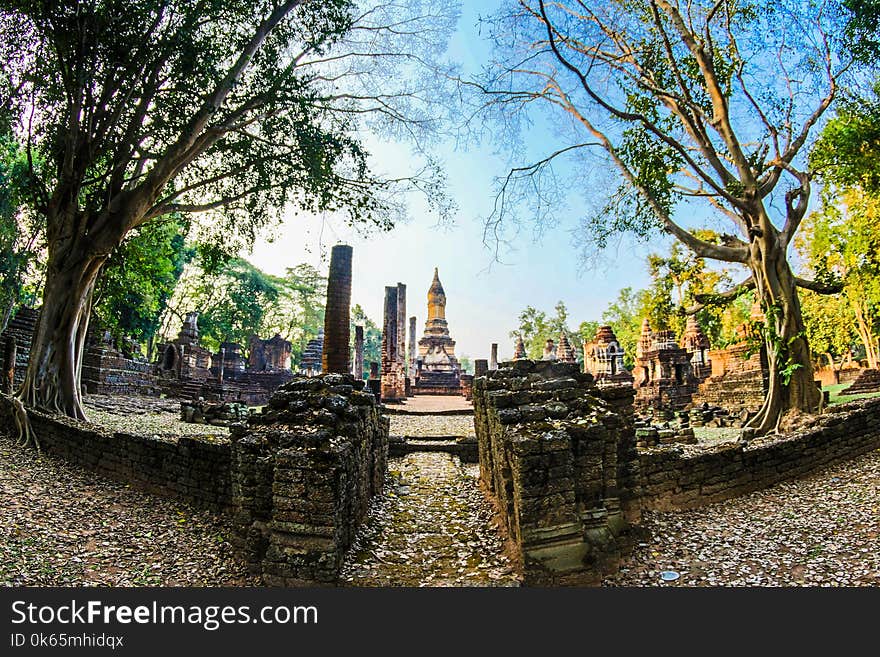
left=4, top=372, right=389, bottom=586
left=639, top=397, right=880, bottom=510
left=25, top=410, right=232, bottom=509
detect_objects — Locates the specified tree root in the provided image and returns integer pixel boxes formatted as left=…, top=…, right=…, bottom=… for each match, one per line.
left=0, top=393, right=40, bottom=452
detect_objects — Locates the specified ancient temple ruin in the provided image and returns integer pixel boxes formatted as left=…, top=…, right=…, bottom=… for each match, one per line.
left=413, top=268, right=461, bottom=394
left=556, top=331, right=576, bottom=363
left=583, top=325, right=633, bottom=386
left=631, top=320, right=698, bottom=411
left=690, top=306, right=769, bottom=412
left=380, top=285, right=406, bottom=402
left=248, top=333, right=292, bottom=372
left=681, top=315, right=712, bottom=381
left=299, top=331, right=324, bottom=375
left=157, top=312, right=214, bottom=381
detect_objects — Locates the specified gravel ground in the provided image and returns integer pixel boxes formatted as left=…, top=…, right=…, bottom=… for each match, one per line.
left=604, top=448, right=880, bottom=587
left=6, top=395, right=878, bottom=588
left=84, top=395, right=230, bottom=440
left=389, top=414, right=476, bottom=438
left=0, top=431, right=255, bottom=586
left=340, top=452, right=520, bottom=587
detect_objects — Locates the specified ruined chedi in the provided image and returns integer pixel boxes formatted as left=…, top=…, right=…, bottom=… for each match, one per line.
left=414, top=268, right=461, bottom=393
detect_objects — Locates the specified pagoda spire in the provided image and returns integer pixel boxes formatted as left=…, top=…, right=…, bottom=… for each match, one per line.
left=427, top=267, right=446, bottom=321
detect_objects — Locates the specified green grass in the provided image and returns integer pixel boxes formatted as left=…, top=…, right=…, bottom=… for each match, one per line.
left=823, top=382, right=880, bottom=406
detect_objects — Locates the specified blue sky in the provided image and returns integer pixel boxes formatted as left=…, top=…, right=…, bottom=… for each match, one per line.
left=247, top=2, right=675, bottom=362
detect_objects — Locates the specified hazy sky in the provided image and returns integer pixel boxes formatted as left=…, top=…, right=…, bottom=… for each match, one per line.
left=247, top=3, right=669, bottom=362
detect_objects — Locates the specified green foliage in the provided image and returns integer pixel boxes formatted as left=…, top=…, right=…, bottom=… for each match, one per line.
left=93, top=217, right=192, bottom=351
left=811, top=84, right=880, bottom=194
left=3, top=0, right=458, bottom=240
left=842, top=0, right=880, bottom=61
left=510, top=301, right=577, bottom=359
left=577, top=320, right=600, bottom=345
left=799, top=289, right=857, bottom=363
left=458, top=355, right=473, bottom=375
left=642, top=233, right=734, bottom=347
left=162, top=258, right=327, bottom=361
left=796, top=186, right=880, bottom=364
left=0, top=132, right=42, bottom=327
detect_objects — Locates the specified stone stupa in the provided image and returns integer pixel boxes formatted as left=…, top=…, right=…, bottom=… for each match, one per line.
left=414, top=267, right=461, bottom=393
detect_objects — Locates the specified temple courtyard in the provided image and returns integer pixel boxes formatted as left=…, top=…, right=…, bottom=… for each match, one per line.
left=2, top=394, right=878, bottom=587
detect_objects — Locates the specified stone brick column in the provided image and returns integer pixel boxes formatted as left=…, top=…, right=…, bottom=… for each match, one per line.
left=474, top=359, right=488, bottom=378
left=396, top=283, right=406, bottom=376
left=381, top=286, right=402, bottom=401
left=490, top=343, right=498, bottom=370
left=321, top=244, right=353, bottom=374
left=230, top=373, right=389, bottom=585
left=354, top=325, right=364, bottom=380
left=472, top=360, right=639, bottom=585
left=408, top=316, right=417, bottom=379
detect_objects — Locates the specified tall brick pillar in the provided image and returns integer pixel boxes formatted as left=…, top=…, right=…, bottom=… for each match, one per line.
left=490, top=343, right=498, bottom=370
left=354, top=325, right=365, bottom=379
left=396, top=283, right=407, bottom=376
left=381, top=286, right=401, bottom=401
left=408, top=316, right=417, bottom=378
left=322, top=244, right=353, bottom=374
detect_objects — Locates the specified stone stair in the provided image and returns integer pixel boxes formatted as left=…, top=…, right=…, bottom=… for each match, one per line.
left=388, top=434, right=477, bottom=461
left=843, top=369, right=880, bottom=395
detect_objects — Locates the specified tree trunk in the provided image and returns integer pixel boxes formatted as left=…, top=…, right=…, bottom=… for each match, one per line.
left=16, top=241, right=106, bottom=420
left=851, top=298, right=878, bottom=370
left=746, top=229, right=821, bottom=434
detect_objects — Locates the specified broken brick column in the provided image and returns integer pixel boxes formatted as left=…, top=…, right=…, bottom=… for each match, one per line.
left=381, top=286, right=403, bottom=402
left=474, top=359, right=488, bottom=378
left=490, top=343, right=498, bottom=370
left=322, top=244, right=353, bottom=374
left=472, top=360, right=639, bottom=585
left=230, top=373, right=389, bottom=585
left=354, top=325, right=364, bottom=380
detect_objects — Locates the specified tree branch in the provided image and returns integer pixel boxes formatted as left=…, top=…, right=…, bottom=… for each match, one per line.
left=795, top=276, right=843, bottom=294
left=684, top=276, right=755, bottom=314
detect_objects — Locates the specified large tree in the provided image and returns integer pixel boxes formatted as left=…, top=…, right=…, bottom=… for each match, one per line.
left=479, top=0, right=855, bottom=432
left=2, top=0, right=457, bottom=421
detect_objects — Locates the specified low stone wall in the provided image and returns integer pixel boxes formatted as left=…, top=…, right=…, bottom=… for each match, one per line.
left=230, top=373, right=389, bottom=585
left=82, top=346, right=162, bottom=397
left=21, top=410, right=232, bottom=510
left=473, top=360, right=639, bottom=585
left=2, top=372, right=389, bottom=586
left=640, top=397, right=880, bottom=510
